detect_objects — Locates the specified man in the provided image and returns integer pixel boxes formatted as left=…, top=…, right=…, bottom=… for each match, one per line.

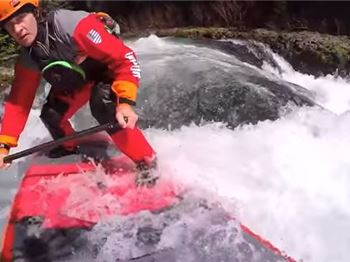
left=0, top=0, right=157, bottom=185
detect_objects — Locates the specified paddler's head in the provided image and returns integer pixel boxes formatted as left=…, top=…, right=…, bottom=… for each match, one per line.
left=0, top=0, right=39, bottom=47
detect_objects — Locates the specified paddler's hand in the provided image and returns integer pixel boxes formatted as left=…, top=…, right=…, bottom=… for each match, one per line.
left=0, top=149, right=10, bottom=169
left=116, top=103, right=138, bottom=129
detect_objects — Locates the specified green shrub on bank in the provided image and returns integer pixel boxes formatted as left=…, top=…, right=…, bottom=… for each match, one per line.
left=0, top=34, right=19, bottom=61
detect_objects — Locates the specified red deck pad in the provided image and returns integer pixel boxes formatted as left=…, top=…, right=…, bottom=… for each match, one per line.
left=12, top=157, right=180, bottom=228
left=1, top=156, right=294, bottom=262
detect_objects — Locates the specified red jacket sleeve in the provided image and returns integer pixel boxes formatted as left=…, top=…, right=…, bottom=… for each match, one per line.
left=0, top=61, right=41, bottom=147
left=73, top=14, right=141, bottom=105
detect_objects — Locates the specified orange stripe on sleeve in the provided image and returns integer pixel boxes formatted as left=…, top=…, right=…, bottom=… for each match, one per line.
left=111, top=80, right=138, bottom=102
left=0, top=135, right=18, bottom=147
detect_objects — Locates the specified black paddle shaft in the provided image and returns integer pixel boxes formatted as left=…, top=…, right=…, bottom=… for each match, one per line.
left=3, top=122, right=120, bottom=164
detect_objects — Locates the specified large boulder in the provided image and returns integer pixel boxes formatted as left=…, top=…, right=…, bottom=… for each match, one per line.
left=136, top=38, right=316, bottom=130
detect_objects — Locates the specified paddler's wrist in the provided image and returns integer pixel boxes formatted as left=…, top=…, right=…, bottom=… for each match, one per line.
left=118, top=97, right=136, bottom=106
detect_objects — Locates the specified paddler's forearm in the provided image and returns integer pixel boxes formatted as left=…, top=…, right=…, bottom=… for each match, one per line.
left=0, top=63, right=41, bottom=150
left=0, top=102, right=33, bottom=148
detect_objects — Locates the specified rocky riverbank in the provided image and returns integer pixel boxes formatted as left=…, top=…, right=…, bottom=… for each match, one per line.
left=2, top=1, right=350, bottom=92
left=131, top=27, right=350, bottom=78
left=1, top=26, right=350, bottom=95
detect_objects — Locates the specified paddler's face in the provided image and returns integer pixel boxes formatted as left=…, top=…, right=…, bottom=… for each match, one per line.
left=4, top=11, right=37, bottom=47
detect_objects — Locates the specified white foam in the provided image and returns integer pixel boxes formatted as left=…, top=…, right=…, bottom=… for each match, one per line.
left=143, top=106, right=350, bottom=262
left=2, top=35, right=350, bottom=262
left=262, top=51, right=350, bottom=114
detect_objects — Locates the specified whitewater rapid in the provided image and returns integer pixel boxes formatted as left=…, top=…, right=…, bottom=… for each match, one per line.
left=1, top=35, right=350, bottom=262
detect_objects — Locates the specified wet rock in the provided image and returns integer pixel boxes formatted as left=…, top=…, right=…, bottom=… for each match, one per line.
left=196, top=77, right=312, bottom=129
left=136, top=39, right=316, bottom=130
left=153, top=27, right=350, bottom=77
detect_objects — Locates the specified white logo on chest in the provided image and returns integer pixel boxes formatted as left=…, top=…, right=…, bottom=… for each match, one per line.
left=87, top=29, right=102, bottom=44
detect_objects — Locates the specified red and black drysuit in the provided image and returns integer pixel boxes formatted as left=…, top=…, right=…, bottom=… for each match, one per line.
left=0, top=9, right=155, bottom=163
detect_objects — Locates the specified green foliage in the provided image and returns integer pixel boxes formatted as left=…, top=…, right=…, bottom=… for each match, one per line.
left=0, top=33, right=19, bottom=60
left=40, top=0, right=72, bottom=12
left=38, top=0, right=73, bottom=21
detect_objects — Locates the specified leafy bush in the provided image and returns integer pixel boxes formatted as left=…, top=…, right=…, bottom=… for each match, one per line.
left=0, top=33, right=18, bottom=60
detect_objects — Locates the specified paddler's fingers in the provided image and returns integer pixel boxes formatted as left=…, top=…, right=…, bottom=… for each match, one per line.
left=116, top=104, right=138, bottom=129
left=125, top=113, right=137, bottom=129
left=0, top=153, right=10, bottom=169
left=116, top=111, right=127, bottom=128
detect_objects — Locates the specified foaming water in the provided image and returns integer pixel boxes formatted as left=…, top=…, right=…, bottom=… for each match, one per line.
left=1, top=35, right=350, bottom=262
left=128, top=36, right=350, bottom=261
left=262, top=52, right=350, bottom=114
left=144, top=106, right=350, bottom=262
left=83, top=193, right=251, bottom=262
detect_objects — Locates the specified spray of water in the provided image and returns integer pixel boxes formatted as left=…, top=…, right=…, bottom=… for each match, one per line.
left=262, top=51, right=350, bottom=115
left=1, top=35, right=350, bottom=262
